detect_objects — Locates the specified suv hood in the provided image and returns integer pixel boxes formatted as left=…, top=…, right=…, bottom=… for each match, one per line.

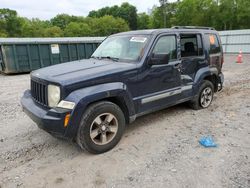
left=31, top=59, right=137, bottom=85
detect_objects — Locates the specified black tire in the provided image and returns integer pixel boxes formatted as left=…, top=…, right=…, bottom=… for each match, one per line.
left=76, top=101, right=125, bottom=154
left=189, top=80, right=214, bottom=110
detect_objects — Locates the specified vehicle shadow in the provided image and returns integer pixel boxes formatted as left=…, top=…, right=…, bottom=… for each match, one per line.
left=125, top=103, right=191, bottom=134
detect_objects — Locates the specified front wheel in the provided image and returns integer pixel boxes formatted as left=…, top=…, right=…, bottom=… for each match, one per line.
left=189, top=80, right=214, bottom=110
left=76, top=101, right=125, bottom=154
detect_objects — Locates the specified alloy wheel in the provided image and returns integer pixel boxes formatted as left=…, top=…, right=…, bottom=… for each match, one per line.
left=89, top=113, right=118, bottom=145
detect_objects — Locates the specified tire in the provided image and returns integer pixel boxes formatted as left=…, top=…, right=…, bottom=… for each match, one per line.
left=189, top=80, right=214, bottom=110
left=76, top=101, right=125, bottom=154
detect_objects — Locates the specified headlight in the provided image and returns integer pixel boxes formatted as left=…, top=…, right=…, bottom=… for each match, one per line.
left=48, top=85, right=60, bottom=107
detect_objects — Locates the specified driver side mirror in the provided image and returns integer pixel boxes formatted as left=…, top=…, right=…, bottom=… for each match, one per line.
left=149, top=53, right=169, bottom=65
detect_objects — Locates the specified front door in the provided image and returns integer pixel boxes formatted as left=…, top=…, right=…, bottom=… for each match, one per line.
left=135, top=34, right=182, bottom=114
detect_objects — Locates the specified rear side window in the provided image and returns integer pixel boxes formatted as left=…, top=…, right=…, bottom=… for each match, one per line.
left=205, top=34, right=221, bottom=54
left=153, top=35, right=177, bottom=61
left=180, top=34, right=204, bottom=57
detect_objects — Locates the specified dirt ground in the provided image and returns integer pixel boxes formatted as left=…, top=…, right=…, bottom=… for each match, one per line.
left=0, top=54, right=249, bottom=188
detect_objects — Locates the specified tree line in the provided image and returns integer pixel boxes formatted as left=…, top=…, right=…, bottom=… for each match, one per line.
left=1, top=0, right=250, bottom=38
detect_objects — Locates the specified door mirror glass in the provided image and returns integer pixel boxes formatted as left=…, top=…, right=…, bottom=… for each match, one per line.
left=149, top=53, right=169, bottom=65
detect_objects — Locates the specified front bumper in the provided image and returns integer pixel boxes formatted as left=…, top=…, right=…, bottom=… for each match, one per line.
left=21, top=90, right=72, bottom=138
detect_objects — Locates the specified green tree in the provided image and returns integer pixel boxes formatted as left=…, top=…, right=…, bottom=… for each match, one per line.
left=21, top=18, right=50, bottom=37
left=88, top=3, right=137, bottom=30
left=89, top=15, right=129, bottom=36
left=0, top=17, right=7, bottom=37
left=150, top=6, right=164, bottom=28
left=119, top=2, right=137, bottom=30
left=64, top=22, right=91, bottom=36
left=44, top=26, right=63, bottom=37
left=149, top=1, right=179, bottom=28
left=2, top=2, right=250, bottom=37
left=0, top=31, right=8, bottom=37
left=173, top=0, right=219, bottom=29
left=218, top=0, right=237, bottom=30
left=236, top=0, right=250, bottom=29
left=89, top=7, right=111, bottom=18
left=174, top=0, right=199, bottom=26
left=50, top=14, right=78, bottom=29
left=0, top=8, right=25, bottom=37
left=137, top=13, right=150, bottom=29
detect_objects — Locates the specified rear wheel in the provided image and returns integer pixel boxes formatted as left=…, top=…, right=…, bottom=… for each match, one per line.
left=76, top=101, right=125, bottom=154
left=189, top=80, right=214, bottom=110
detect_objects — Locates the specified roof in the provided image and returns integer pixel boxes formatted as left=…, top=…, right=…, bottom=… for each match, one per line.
left=114, top=29, right=159, bottom=35
left=114, top=28, right=218, bottom=36
left=0, top=37, right=106, bottom=44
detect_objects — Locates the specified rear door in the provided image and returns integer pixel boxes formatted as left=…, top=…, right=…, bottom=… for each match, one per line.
left=179, top=33, right=207, bottom=97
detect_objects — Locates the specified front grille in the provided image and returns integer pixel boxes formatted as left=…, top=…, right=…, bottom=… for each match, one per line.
left=31, top=80, right=48, bottom=106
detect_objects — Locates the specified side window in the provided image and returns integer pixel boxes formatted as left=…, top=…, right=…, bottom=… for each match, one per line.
left=180, top=34, right=204, bottom=57
left=205, top=34, right=221, bottom=54
left=153, top=35, right=177, bottom=61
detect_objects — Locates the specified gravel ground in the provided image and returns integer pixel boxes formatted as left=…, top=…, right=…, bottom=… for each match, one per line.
left=0, top=54, right=250, bottom=188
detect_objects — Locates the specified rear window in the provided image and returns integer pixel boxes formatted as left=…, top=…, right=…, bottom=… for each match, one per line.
left=205, top=34, right=221, bottom=54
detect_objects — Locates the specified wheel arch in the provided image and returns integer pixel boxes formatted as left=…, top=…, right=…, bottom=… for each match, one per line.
left=203, top=74, right=218, bottom=92
left=64, top=82, right=135, bottom=138
left=86, top=96, right=131, bottom=124
left=194, top=67, right=219, bottom=92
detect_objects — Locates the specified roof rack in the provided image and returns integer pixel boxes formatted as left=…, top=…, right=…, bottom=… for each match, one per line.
left=171, top=26, right=215, bottom=30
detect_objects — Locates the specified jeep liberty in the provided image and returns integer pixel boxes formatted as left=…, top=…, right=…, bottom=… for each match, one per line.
left=21, top=26, right=224, bottom=154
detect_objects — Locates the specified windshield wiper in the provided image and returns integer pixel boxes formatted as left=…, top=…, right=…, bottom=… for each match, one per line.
left=102, top=56, right=119, bottom=62
left=90, top=56, right=99, bottom=60
left=91, top=56, right=119, bottom=62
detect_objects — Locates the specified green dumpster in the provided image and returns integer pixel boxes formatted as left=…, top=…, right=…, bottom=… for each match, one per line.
left=0, top=37, right=105, bottom=74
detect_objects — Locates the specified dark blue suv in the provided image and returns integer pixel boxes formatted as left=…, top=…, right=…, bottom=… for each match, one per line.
left=21, top=27, right=224, bottom=154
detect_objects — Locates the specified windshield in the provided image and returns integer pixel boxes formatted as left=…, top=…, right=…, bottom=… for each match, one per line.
left=92, top=35, right=150, bottom=62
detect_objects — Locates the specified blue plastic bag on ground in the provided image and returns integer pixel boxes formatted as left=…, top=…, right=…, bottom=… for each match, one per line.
left=199, top=136, right=217, bottom=147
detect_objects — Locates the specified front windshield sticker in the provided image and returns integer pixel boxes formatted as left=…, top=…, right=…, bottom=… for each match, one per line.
left=130, top=37, right=147, bottom=43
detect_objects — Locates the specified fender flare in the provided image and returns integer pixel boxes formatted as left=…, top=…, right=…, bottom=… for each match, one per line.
left=64, top=82, right=135, bottom=138
left=193, top=67, right=219, bottom=94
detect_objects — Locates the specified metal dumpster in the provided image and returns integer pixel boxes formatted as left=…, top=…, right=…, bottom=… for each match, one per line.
left=0, top=37, right=105, bottom=74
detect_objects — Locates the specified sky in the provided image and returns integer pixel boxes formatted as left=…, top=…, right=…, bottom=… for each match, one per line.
left=0, top=0, right=161, bottom=20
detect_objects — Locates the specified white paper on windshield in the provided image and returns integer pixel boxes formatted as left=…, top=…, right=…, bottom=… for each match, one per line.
left=130, top=37, right=147, bottom=43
